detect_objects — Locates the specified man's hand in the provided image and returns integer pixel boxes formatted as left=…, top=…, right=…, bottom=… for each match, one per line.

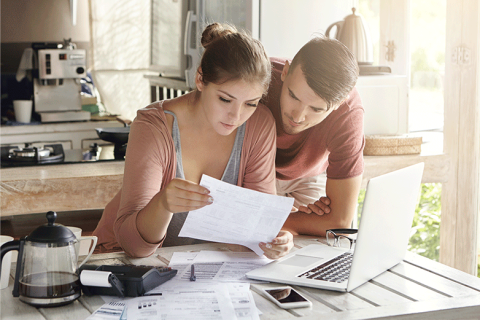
left=298, top=196, right=331, bottom=215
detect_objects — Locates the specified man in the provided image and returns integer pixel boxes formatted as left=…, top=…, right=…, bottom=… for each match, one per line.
left=262, top=36, right=364, bottom=236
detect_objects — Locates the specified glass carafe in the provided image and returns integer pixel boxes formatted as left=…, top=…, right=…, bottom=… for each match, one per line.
left=0, top=211, right=89, bottom=307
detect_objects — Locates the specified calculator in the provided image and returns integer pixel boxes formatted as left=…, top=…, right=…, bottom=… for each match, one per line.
left=79, top=264, right=177, bottom=297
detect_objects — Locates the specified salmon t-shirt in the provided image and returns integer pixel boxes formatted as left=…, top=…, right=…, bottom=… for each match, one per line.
left=262, top=57, right=365, bottom=181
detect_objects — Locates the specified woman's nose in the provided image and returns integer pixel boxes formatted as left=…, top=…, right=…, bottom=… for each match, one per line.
left=228, top=104, right=242, bottom=121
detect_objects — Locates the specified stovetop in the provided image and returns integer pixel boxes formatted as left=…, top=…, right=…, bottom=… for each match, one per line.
left=0, top=143, right=124, bottom=168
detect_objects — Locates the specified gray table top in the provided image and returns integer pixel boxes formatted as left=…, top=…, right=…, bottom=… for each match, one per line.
left=2, top=236, right=480, bottom=320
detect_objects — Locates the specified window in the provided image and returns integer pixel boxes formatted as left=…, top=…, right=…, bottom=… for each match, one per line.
left=357, top=0, right=446, bottom=262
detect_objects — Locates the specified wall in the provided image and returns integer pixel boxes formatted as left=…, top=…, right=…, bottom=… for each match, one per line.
left=260, top=0, right=355, bottom=58
left=89, top=0, right=151, bottom=121
left=1, top=0, right=90, bottom=73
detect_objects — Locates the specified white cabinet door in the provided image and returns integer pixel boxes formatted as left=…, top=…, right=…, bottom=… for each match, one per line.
left=356, top=75, right=408, bottom=136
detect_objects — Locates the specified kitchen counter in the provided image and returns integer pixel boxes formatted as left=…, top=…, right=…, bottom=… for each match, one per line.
left=0, top=161, right=124, bottom=217
left=0, top=148, right=448, bottom=217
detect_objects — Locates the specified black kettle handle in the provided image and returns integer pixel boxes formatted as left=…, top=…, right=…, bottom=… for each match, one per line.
left=0, top=240, right=20, bottom=277
left=0, top=239, right=23, bottom=297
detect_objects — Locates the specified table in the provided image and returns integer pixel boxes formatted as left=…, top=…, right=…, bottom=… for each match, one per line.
left=2, top=236, right=480, bottom=320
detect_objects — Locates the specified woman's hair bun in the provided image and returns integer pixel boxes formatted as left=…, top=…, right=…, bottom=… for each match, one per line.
left=201, top=23, right=237, bottom=49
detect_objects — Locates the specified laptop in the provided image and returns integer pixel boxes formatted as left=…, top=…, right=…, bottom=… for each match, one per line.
left=246, top=162, right=424, bottom=292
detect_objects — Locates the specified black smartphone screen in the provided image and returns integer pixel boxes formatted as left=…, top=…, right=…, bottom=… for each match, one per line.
left=265, top=288, right=307, bottom=303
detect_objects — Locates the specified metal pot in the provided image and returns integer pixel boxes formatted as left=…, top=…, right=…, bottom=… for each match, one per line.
left=95, top=116, right=132, bottom=159
left=95, top=127, right=130, bottom=145
left=95, top=116, right=131, bottom=146
left=326, top=7, right=373, bottom=65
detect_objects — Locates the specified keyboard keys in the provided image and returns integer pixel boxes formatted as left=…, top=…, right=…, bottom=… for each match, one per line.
left=298, top=252, right=353, bottom=283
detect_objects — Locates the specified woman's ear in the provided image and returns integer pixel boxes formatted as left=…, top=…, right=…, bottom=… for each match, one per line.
left=195, top=68, right=204, bottom=91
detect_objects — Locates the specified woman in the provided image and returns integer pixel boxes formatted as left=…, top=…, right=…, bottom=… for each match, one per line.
left=93, top=23, right=293, bottom=259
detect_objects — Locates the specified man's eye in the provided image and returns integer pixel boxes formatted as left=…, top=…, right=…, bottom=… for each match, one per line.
left=219, top=97, right=231, bottom=103
left=312, top=107, right=324, bottom=113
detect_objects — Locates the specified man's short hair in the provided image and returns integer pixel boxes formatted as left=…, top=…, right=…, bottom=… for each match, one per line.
left=289, top=36, right=359, bottom=110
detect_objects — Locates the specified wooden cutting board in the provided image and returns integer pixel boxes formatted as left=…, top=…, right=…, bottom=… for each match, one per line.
left=364, top=135, right=422, bottom=155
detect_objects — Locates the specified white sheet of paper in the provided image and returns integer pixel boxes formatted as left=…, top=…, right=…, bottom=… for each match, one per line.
left=126, top=283, right=236, bottom=320
left=178, top=175, right=294, bottom=255
left=170, top=251, right=271, bottom=282
left=226, top=283, right=260, bottom=320
left=195, top=251, right=272, bottom=282
left=86, top=301, right=126, bottom=320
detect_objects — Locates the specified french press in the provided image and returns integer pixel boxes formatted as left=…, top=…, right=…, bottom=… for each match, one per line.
left=0, top=211, right=92, bottom=307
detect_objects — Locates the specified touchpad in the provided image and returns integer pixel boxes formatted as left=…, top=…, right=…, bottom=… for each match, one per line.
left=279, top=255, right=323, bottom=267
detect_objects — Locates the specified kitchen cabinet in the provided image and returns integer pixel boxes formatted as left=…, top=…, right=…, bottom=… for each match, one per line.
left=0, top=120, right=124, bottom=150
left=356, top=74, right=408, bottom=136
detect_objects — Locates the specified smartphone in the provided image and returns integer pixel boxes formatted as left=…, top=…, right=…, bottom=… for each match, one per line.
left=263, top=286, right=312, bottom=309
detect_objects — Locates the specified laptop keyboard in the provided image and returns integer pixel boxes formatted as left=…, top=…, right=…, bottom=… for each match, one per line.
left=297, top=252, right=353, bottom=283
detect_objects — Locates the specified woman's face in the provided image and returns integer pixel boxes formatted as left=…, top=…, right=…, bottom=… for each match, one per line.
left=196, top=77, right=264, bottom=136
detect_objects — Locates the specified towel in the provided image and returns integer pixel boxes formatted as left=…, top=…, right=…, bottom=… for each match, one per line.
left=16, top=48, right=35, bottom=82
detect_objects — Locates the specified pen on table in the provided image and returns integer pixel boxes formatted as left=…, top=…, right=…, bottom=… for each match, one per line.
left=190, top=264, right=196, bottom=281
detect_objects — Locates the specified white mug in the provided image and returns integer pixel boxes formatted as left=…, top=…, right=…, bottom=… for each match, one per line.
left=66, top=226, right=97, bottom=268
left=13, top=100, right=33, bottom=123
left=0, top=235, right=14, bottom=289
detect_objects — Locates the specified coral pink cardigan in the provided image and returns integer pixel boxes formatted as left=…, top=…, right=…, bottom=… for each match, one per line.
left=93, top=101, right=277, bottom=257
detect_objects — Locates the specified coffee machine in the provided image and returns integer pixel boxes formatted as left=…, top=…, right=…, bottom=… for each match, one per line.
left=33, top=40, right=90, bottom=122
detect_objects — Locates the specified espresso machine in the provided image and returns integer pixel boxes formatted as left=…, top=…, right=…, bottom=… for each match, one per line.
left=33, top=40, right=90, bottom=122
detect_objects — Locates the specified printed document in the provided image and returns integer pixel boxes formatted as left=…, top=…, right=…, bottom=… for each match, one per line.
left=126, top=283, right=239, bottom=320
left=179, top=175, right=294, bottom=255
left=86, top=301, right=126, bottom=320
left=155, top=251, right=271, bottom=284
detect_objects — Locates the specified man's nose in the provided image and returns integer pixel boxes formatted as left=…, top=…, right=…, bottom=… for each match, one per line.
left=291, top=106, right=307, bottom=123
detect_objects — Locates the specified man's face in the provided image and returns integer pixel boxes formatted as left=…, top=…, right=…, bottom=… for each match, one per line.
left=279, top=62, right=340, bottom=135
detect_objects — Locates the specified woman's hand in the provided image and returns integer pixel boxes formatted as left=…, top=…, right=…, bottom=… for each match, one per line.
left=158, top=178, right=213, bottom=214
left=260, top=230, right=294, bottom=260
left=298, top=196, right=331, bottom=215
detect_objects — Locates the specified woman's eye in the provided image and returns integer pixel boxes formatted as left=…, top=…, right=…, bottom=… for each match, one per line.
left=246, top=103, right=258, bottom=107
left=219, top=97, right=231, bottom=103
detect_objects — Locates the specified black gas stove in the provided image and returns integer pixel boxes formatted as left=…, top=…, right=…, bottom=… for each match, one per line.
left=0, top=143, right=123, bottom=168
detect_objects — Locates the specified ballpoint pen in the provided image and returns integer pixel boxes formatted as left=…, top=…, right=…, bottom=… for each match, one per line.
left=190, top=264, right=196, bottom=281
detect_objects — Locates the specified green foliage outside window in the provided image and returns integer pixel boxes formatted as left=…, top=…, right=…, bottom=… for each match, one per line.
left=408, top=184, right=441, bottom=260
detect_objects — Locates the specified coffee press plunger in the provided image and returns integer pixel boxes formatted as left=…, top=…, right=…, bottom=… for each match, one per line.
left=0, top=211, right=83, bottom=307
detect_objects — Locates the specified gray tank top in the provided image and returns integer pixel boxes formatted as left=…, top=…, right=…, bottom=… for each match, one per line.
left=162, top=110, right=245, bottom=247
